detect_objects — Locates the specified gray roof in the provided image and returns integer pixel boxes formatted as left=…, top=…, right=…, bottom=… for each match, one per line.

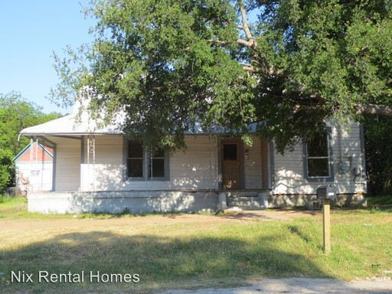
left=20, top=105, right=262, bottom=137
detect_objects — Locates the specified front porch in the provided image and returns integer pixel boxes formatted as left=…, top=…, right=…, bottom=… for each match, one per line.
left=27, top=189, right=271, bottom=214
left=26, top=133, right=273, bottom=213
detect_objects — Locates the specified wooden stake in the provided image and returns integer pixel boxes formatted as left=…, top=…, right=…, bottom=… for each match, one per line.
left=323, top=199, right=331, bottom=254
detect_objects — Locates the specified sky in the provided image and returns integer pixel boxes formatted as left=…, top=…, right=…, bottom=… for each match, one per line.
left=0, top=0, right=94, bottom=114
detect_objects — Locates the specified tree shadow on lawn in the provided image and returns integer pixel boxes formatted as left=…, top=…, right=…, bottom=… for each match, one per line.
left=0, top=231, right=331, bottom=292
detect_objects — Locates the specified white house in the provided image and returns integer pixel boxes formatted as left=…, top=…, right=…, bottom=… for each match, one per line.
left=19, top=105, right=367, bottom=213
left=14, top=141, right=54, bottom=195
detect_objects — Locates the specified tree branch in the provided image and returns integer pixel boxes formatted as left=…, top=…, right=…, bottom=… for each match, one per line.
left=208, top=38, right=256, bottom=48
left=242, top=65, right=255, bottom=72
left=238, top=0, right=254, bottom=42
left=237, top=38, right=254, bottom=47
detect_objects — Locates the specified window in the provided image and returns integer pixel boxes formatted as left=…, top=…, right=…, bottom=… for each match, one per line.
left=223, top=144, right=237, bottom=160
left=149, top=147, right=165, bottom=178
left=305, top=131, right=331, bottom=179
left=127, top=140, right=168, bottom=180
left=127, top=141, right=144, bottom=178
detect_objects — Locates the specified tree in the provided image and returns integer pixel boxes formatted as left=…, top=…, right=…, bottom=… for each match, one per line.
left=0, top=149, right=13, bottom=193
left=364, top=116, right=392, bottom=195
left=0, top=92, right=60, bottom=192
left=52, top=0, right=392, bottom=151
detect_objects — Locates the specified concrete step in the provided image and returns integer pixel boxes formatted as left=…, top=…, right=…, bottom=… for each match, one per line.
left=227, top=196, right=266, bottom=210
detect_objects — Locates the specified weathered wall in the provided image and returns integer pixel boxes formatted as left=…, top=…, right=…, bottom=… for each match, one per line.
left=15, top=161, right=53, bottom=192
left=80, top=135, right=220, bottom=191
left=272, top=122, right=366, bottom=195
left=52, top=137, right=81, bottom=191
left=79, top=135, right=266, bottom=192
left=52, top=122, right=365, bottom=197
left=244, top=137, right=263, bottom=189
left=28, top=191, right=218, bottom=214
left=15, top=142, right=53, bottom=193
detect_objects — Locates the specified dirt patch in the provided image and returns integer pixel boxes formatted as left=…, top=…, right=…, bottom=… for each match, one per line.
left=220, top=209, right=319, bottom=221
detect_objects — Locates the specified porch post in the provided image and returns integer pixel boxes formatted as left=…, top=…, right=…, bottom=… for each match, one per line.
left=86, top=135, right=96, bottom=191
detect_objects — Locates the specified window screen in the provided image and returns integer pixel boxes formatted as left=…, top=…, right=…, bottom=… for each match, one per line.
left=127, top=141, right=167, bottom=179
left=306, top=132, right=330, bottom=178
left=149, top=148, right=165, bottom=178
left=127, top=141, right=143, bottom=177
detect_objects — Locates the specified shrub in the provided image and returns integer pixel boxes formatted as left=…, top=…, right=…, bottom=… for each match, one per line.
left=0, top=149, right=14, bottom=193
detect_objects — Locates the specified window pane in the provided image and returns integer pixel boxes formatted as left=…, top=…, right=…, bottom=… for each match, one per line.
left=308, top=158, right=329, bottom=177
left=128, top=141, right=143, bottom=158
left=150, top=158, right=165, bottom=178
left=223, top=144, right=237, bottom=160
left=307, top=133, right=328, bottom=157
left=128, top=159, right=143, bottom=177
left=152, top=147, right=164, bottom=157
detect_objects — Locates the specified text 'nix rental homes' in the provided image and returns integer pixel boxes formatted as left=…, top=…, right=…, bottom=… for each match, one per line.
left=9, top=270, right=141, bottom=284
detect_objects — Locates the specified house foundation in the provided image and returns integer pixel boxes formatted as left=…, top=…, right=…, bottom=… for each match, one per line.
left=27, top=190, right=365, bottom=214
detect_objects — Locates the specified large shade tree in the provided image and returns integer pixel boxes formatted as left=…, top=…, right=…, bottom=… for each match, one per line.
left=53, top=0, right=392, bottom=151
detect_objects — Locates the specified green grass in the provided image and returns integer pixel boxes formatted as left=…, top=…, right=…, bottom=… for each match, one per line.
left=0, top=195, right=27, bottom=218
left=0, top=195, right=138, bottom=220
left=0, top=195, right=25, bottom=205
left=367, top=195, right=392, bottom=208
left=0, top=197, right=392, bottom=293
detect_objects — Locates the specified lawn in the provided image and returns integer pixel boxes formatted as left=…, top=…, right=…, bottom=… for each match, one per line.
left=0, top=196, right=392, bottom=293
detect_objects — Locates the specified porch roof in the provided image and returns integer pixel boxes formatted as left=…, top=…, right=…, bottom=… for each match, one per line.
left=20, top=109, right=263, bottom=137
left=20, top=113, right=123, bottom=137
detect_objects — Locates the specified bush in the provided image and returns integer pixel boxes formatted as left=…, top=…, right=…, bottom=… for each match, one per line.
left=0, top=149, right=14, bottom=193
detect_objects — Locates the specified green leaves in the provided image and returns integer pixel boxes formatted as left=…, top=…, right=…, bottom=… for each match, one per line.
left=53, top=0, right=392, bottom=151
left=0, top=149, right=13, bottom=193
left=252, top=0, right=392, bottom=150
left=68, top=0, right=252, bottom=148
left=0, top=93, right=60, bottom=192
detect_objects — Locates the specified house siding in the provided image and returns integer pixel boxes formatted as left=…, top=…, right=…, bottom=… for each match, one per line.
left=52, top=122, right=365, bottom=196
left=15, top=162, right=53, bottom=192
left=170, top=136, right=219, bottom=190
left=80, top=135, right=220, bottom=191
left=244, top=137, right=262, bottom=189
left=54, top=138, right=81, bottom=191
left=272, top=121, right=366, bottom=195
left=15, top=142, right=53, bottom=192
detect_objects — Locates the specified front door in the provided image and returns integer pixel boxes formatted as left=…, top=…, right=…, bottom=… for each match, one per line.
left=222, top=140, right=242, bottom=190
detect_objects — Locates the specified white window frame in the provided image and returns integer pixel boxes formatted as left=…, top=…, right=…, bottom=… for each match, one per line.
left=126, top=140, right=169, bottom=181
left=304, top=132, right=334, bottom=181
